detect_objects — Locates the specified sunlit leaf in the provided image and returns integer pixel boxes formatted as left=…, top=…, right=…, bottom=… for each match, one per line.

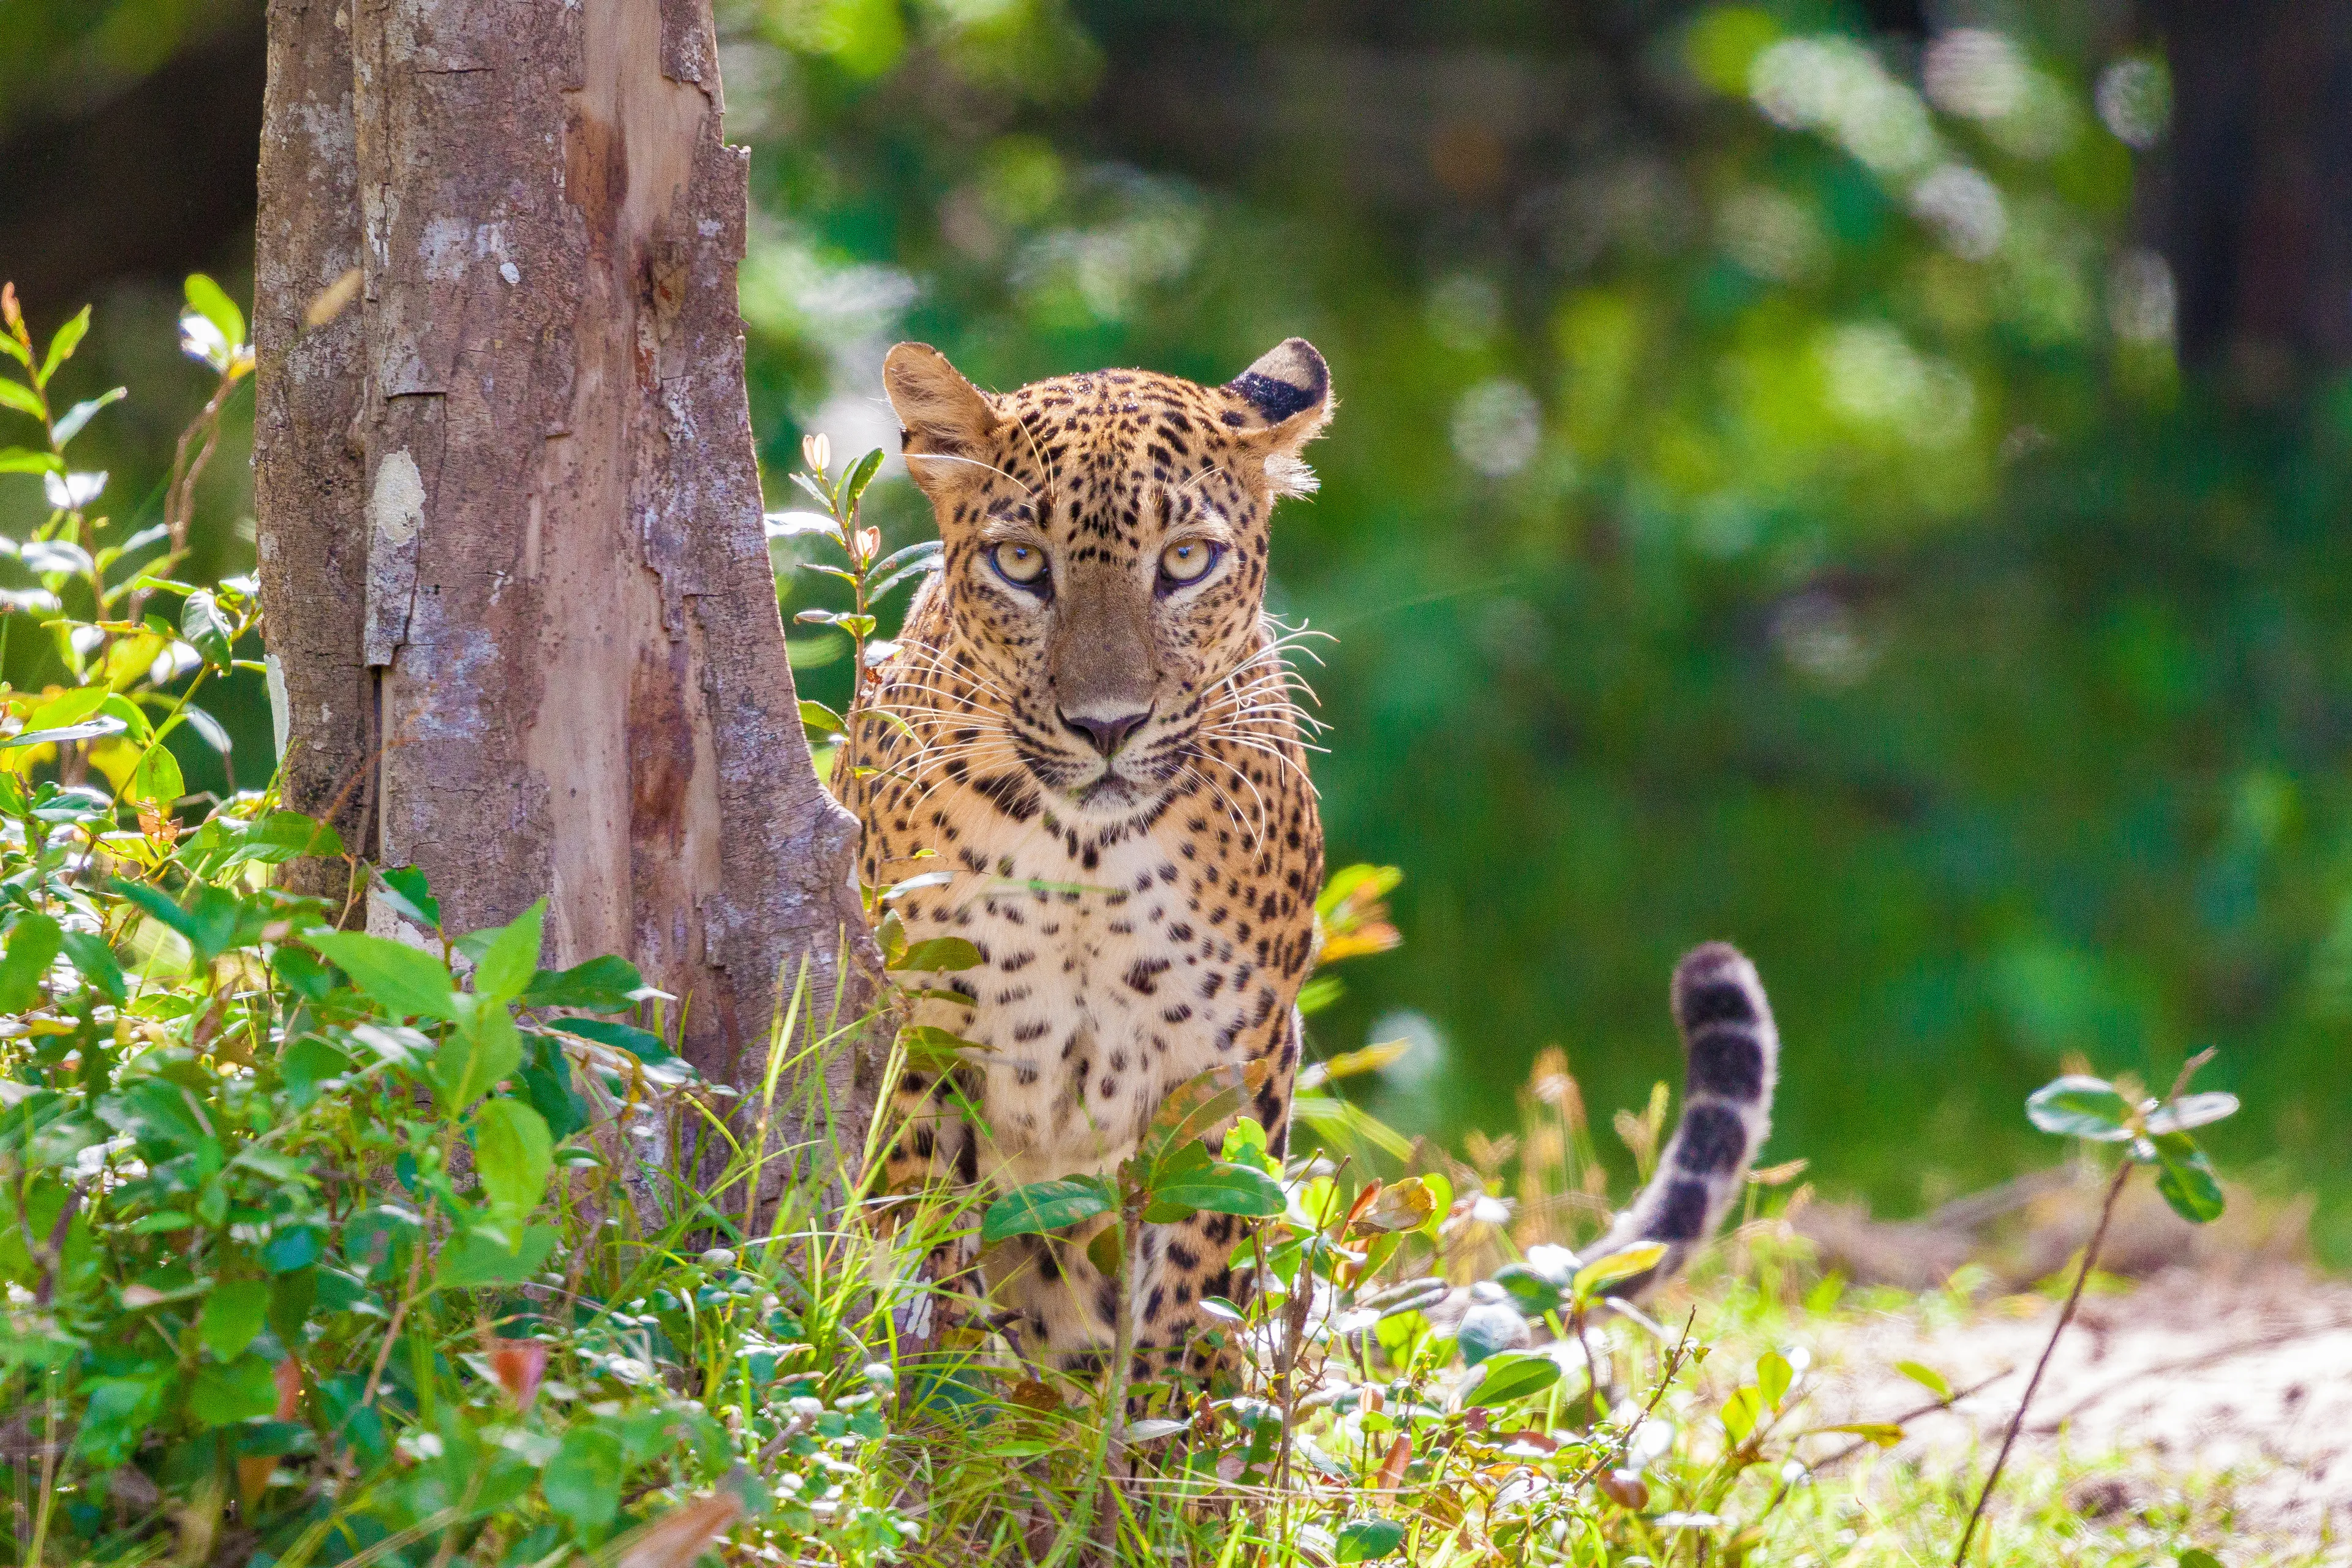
left=473, top=1098, right=554, bottom=1220
left=37, top=306, right=90, bottom=386
left=0, top=446, right=61, bottom=475
left=469, top=898, right=547, bottom=1005
left=892, top=937, right=984, bottom=972
left=0, top=377, right=43, bottom=421
left=1463, top=1351, right=1561, bottom=1407
left=900, top=1023, right=991, bottom=1071
left=1894, top=1360, right=1951, bottom=1400
left=2143, top=1091, right=2240, bottom=1135
left=1720, top=1384, right=1764, bottom=1443
left=0, top=913, right=62, bottom=1012
left=1147, top=1160, right=1286, bottom=1218
left=1574, top=1242, right=1668, bottom=1302
left=127, top=743, right=184, bottom=808
left=183, top=274, right=247, bottom=356
left=2025, top=1076, right=2136, bottom=1141
left=309, top=929, right=460, bottom=1022
left=50, top=387, right=124, bottom=447
left=436, top=997, right=525, bottom=1111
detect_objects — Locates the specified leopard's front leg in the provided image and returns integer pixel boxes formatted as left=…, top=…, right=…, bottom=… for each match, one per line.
left=1123, top=1010, right=1303, bottom=1415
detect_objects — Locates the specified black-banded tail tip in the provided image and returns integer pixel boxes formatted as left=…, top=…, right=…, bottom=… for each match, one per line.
left=1671, top=942, right=1766, bottom=1033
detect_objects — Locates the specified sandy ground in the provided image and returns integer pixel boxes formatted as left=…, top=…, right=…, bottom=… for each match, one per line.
left=1802, top=1267, right=2352, bottom=1559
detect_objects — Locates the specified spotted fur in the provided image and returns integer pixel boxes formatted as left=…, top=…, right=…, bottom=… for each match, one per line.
left=839, top=338, right=1335, bottom=1395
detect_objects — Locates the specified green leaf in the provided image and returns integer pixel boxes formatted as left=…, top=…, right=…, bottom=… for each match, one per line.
left=473, top=1098, right=554, bottom=1220
left=128, top=743, right=184, bottom=807
left=981, top=1177, right=1116, bottom=1243
left=0, top=377, right=43, bottom=421
left=1574, top=1242, right=1668, bottom=1302
left=2, top=716, right=125, bottom=750
left=1757, top=1348, right=1793, bottom=1408
left=1147, top=1161, right=1286, bottom=1218
left=50, top=387, right=124, bottom=447
left=557, top=1016, right=677, bottom=1066
left=520, top=1031, right=587, bottom=1141
left=39, top=306, right=90, bottom=385
left=263, top=1226, right=323, bottom=1273
left=189, top=1353, right=279, bottom=1428
left=58, top=929, right=125, bottom=1003
left=2026, top=1076, right=2136, bottom=1141
left=222, top=810, right=344, bottom=865
left=436, top=998, right=524, bottom=1110
left=842, top=447, right=887, bottom=511
left=1894, top=1360, right=1951, bottom=1400
left=1138, top=1060, right=1266, bottom=1175
left=0, top=446, right=61, bottom=474
left=892, top=937, right=985, bottom=972
left=520, top=955, right=646, bottom=1011
left=277, top=1036, right=352, bottom=1108
left=799, top=698, right=842, bottom=736
left=1463, top=1351, right=1562, bottom=1408
left=545, top=1424, right=623, bottom=1532
left=184, top=274, right=247, bottom=354
left=116, top=880, right=252, bottom=966
left=180, top=589, right=235, bottom=670
left=1721, top=1384, right=1765, bottom=1443
left=309, top=929, right=459, bottom=1020
left=469, top=898, right=546, bottom=1004
left=376, top=865, right=440, bottom=930
left=434, top=1222, right=556, bottom=1289
left=1334, top=1518, right=1407, bottom=1562
left=2150, top=1131, right=2226, bottom=1224
left=2143, top=1092, right=2240, bottom=1135
left=1491, top=1264, right=1564, bottom=1317
left=0, top=913, right=61, bottom=1012
left=901, top=1024, right=990, bottom=1071
left=2178, top=1551, right=2225, bottom=1568
left=199, top=1278, right=270, bottom=1361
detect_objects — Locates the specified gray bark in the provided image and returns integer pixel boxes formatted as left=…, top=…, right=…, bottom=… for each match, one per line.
left=252, top=0, right=877, bottom=1136
left=253, top=0, right=372, bottom=905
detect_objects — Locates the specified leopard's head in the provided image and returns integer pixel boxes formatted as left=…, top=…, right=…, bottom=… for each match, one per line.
left=881, top=339, right=1333, bottom=819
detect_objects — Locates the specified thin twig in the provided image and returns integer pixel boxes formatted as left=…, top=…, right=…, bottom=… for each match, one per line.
left=1950, top=1155, right=2130, bottom=1565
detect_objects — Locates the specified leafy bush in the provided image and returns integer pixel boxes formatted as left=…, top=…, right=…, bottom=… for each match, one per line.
left=0, top=290, right=2280, bottom=1568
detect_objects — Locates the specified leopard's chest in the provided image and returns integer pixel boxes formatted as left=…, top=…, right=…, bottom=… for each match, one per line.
left=891, top=801, right=1288, bottom=1188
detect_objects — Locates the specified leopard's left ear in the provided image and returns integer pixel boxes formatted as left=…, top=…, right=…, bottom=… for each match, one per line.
left=1224, top=337, right=1333, bottom=496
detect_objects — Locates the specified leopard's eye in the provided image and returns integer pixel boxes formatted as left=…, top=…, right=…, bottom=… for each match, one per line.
left=991, top=541, right=1048, bottom=587
left=1159, top=538, right=1218, bottom=586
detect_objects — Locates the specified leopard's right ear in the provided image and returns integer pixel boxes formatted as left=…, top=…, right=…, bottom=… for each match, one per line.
left=883, top=344, right=1000, bottom=489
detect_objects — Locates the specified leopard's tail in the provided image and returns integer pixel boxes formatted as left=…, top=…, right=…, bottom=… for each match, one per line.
left=1591, top=941, right=1780, bottom=1301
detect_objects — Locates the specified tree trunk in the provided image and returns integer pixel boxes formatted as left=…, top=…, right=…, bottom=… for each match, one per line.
left=2147, top=0, right=2352, bottom=383
left=251, top=0, right=876, bottom=1136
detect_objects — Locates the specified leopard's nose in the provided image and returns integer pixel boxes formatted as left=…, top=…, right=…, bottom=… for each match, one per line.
left=1060, top=706, right=1153, bottom=757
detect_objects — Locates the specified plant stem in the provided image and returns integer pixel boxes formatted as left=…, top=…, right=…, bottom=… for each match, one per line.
left=1041, top=1210, right=1140, bottom=1568
left=1950, top=1154, right=2132, bottom=1566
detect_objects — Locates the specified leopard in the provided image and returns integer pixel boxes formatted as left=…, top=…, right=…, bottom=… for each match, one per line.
left=834, top=336, right=1784, bottom=1404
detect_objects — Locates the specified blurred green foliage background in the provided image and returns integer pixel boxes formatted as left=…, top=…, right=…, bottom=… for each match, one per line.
left=4, top=0, right=2350, bottom=1260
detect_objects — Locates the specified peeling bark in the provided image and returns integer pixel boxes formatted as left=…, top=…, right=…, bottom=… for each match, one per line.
left=252, top=0, right=878, bottom=1152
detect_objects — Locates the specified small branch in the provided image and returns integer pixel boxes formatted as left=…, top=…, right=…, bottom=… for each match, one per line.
left=1951, top=1155, right=2132, bottom=1565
